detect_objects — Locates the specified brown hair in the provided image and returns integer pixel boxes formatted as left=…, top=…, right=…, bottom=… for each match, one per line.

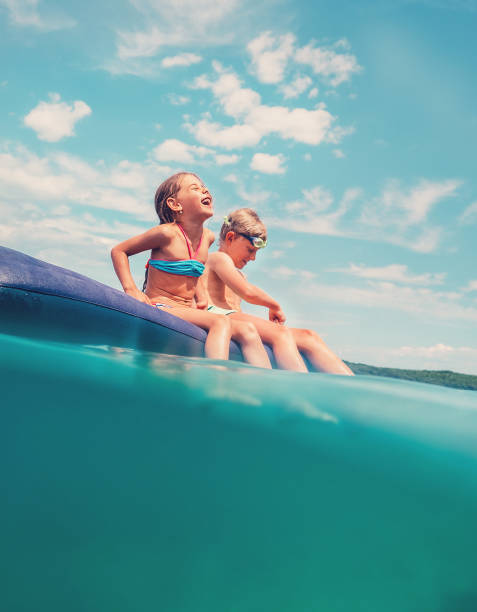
left=219, top=208, right=267, bottom=244
left=154, top=171, right=202, bottom=224
left=143, top=171, right=202, bottom=291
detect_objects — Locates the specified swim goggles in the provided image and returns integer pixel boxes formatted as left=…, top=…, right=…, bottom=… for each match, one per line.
left=239, top=233, right=267, bottom=249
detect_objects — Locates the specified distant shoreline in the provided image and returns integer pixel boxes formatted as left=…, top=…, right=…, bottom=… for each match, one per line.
left=345, top=362, right=477, bottom=391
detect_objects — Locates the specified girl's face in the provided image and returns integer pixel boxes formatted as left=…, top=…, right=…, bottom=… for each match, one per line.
left=174, top=174, right=213, bottom=220
left=224, top=232, right=259, bottom=269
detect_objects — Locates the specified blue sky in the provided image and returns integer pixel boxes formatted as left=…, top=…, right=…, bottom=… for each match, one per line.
left=1, top=0, right=477, bottom=373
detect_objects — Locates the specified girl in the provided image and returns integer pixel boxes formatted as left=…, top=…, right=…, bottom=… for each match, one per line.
left=204, top=208, right=353, bottom=375
left=111, top=173, right=271, bottom=368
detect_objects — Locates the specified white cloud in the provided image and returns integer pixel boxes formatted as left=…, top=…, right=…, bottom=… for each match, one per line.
left=299, top=279, right=477, bottom=323
left=333, top=148, right=345, bottom=158
left=0, top=200, right=151, bottom=286
left=308, top=87, right=319, bottom=98
left=23, top=93, right=91, bottom=142
left=336, top=263, right=446, bottom=286
left=392, top=343, right=477, bottom=359
left=186, top=65, right=339, bottom=149
left=342, top=342, right=477, bottom=375
left=407, top=227, right=442, bottom=253
left=272, top=266, right=316, bottom=281
left=224, top=173, right=238, bottom=184
left=295, top=42, right=362, bottom=86
left=269, top=178, right=459, bottom=253
left=247, top=31, right=295, bottom=84
left=325, top=124, right=355, bottom=144
left=302, top=185, right=334, bottom=212
left=250, top=152, right=286, bottom=174
left=356, top=179, right=461, bottom=252
left=0, top=0, right=75, bottom=31
left=151, top=137, right=238, bottom=167
left=401, top=180, right=460, bottom=225
left=116, top=26, right=164, bottom=61
left=359, top=178, right=461, bottom=235
left=272, top=186, right=357, bottom=238
left=283, top=185, right=336, bottom=221
left=153, top=138, right=213, bottom=164
left=167, top=94, right=190, bottom=105
left=215, top=153, right=240, bottom=165
left=386, top=343, right=477, bottom=374
left=161, top=53, right=202, bottom=68
left=340, top=342, right=477, bottom=375
left=280, top=75, right=312, bottom=99
left=131, top=0, right=239, bottom=27
left=459, top=201, right=477, bottom=224
left=334, top=38, right=351, bottom=51
left=0, top=143, right=172, bottom=220
left=0, top=143, right=184, bottom=284
left=462, top=280, right=477, bottom=292
left=222, top=173, right=271, bottom=205
left=111, top=0, right=241, bottom=74
left=247, top=31, right=361, bottom=89
left=191, top=65, right=261, bottom=118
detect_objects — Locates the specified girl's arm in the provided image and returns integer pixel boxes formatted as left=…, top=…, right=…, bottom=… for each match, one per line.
left=209, top=252, right=286, bottom=323
left=194, top=276, right=208, bottom=310
left=111, top=226, right=169, bottom=305
left=194, top=228, right=216, bottom=310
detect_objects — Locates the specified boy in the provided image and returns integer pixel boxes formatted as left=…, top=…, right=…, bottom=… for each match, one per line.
left=204, top=208, right=353, bottom=374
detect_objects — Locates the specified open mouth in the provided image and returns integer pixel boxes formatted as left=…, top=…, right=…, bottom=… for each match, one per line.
left=201, top=196, right=212, bottom=206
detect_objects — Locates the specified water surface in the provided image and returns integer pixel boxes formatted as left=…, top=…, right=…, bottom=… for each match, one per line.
left=2, top=333, right=477, bottom=612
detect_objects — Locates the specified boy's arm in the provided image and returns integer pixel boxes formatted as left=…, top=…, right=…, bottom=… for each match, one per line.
left=209, top=252, right=286, bottom=323
left=111, top=226, right=169, bottom=305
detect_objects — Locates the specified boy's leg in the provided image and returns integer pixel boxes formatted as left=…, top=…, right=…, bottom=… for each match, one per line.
left=290, top=328, right=354, bottom=375
left=229, top=319, right=272, bottom=369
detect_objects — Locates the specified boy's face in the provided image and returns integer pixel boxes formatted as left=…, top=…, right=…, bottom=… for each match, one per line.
left=227, top=234, right=259, bottom=269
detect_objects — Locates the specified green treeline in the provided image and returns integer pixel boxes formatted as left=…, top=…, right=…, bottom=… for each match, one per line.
left=345, top=362, right=477, bottom=391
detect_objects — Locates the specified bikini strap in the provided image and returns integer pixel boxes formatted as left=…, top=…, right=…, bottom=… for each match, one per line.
left=177, top=223, right=203, bottom=260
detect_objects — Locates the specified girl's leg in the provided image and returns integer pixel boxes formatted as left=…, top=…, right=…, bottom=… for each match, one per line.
left=160, top=306, right=231, bottom=360
left=205, top=317, right=232, bottom=360
left=229, top=319, right=272, bottom=369
left=161, top=306, right=271, bottom=368
left=231, top=313, right=307, bottom=372
left=290, top=328, right=354, bottom=375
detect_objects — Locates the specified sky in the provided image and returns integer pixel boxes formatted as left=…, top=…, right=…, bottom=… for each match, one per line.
left=1, top=0, right=477, bottom=374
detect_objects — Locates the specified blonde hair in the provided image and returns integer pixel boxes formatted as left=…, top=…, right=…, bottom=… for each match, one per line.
left=154, top=171, right=202, bottom=224
left=220, top=208, right=267, bottom=244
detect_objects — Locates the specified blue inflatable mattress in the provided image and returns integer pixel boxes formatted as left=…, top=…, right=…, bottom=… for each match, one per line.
left=0, top=245, right=274, bottom=362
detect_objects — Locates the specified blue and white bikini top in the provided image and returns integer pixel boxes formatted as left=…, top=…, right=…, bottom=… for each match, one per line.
left=146, top=224, right=205, bottom=278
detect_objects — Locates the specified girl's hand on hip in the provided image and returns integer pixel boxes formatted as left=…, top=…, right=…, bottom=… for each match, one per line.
left=126, top=287, right=153, bottom=305
left=195, top=298, right=208, bottom=310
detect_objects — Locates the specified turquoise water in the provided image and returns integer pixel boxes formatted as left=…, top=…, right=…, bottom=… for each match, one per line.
left=2, top=332, right=477, bottom=612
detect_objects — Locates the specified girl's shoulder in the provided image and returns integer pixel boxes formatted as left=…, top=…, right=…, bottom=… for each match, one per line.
left=205, top=227, right=215, bottom=246
left=151, top=222, right=178, bottom=241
